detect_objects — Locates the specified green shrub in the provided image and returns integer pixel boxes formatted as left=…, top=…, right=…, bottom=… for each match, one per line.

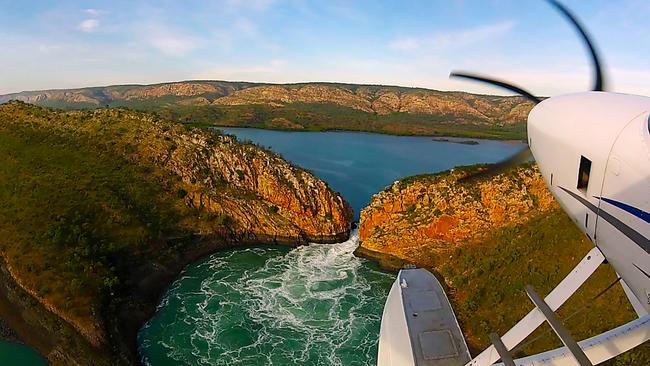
left=176, top=188, right=188, bottom=199
left=214, top=213, right=234, bottom=227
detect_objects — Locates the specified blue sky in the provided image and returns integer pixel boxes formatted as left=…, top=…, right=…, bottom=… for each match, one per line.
left=1, top=0, right=649, bottom=96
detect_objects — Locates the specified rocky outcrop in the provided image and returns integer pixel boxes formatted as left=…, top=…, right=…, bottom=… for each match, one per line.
left=213, top=85, right=375, bottom=112
left=160, top=127, right=353, bottom=242
left=176, top=97, right=211, bottom=106
left=121, top=83, right=223, bottom=99
left=9, top=91, right=101, bottom=105
left=359, top=164, right=555, bottom=261
left=5, top=104, right=352, bottom=246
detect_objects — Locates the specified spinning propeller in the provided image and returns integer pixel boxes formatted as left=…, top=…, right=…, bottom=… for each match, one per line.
left=451, top=0, right=607, bottom=181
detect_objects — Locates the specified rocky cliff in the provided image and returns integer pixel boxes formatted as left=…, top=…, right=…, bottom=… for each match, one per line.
left=359, top=164, right=555, bottom=261
left=0, top=81, right=533, bottom=139
left=0, top=101, right=352, bottom=365
left=111, top=110, right=353, bottom=244
left=357, top=164, right=647, bottom=361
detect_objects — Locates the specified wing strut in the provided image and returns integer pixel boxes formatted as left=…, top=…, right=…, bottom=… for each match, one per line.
left=620, top=278, right=649, bottom=318
left=489, top=333, right=516, bottom=366
left=465, top=246, right=605, bottom=366
left=526, top=285, right=593, bottom=365
left=500, top=314, right=650, bottom=366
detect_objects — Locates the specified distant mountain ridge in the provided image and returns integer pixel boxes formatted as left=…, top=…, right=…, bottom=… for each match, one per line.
left=0, top=80, right=534, bottom=139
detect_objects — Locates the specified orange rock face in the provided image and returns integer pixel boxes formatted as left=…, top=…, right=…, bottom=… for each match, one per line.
left=123, top=83, right=222, bottom=99
left=158, top=129, right=353, bottom=242
left=0, top=101, right=353, bottom=244
left=359, top=165, right=556, bottom=260
left=212, top=85, right=374, bottom=113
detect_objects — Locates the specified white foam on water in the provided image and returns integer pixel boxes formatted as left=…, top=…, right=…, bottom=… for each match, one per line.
left=139, top=230, right=393, bottom=366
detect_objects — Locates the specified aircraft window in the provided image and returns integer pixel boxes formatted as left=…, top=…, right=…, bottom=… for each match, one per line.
left=647, top=114, right=650, bottom=133
left=577, top=156, right=592, bottom=191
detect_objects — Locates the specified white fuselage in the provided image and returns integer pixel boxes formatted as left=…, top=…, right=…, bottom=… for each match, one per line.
left=528, top=92, right=650, bottom=313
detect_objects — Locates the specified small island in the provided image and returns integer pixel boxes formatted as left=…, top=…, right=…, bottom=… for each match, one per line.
left=431, top=137, right=480, bottom=145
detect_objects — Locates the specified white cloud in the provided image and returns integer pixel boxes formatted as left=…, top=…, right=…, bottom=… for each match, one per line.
left=37, top=44, right=62, bottom=54
left=450, top=69, right=588, bottom=97
left=461, top=66, right=650, bottom=97
left=389, top=21, right=516, bottom=52
left=213, top=33, right=233, bottom=51
left=85, top=9, right=102, bottom=17
left=78, top=19, right=99, bottom=33
left=211, top=18, right=280, bottom=52
left=149, top=35, right=201, bottom=56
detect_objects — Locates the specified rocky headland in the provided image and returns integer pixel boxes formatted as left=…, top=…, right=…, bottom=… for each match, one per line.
left=358, top=164, right=555, bottom=264
left=0, top=101, right=352, bottom=365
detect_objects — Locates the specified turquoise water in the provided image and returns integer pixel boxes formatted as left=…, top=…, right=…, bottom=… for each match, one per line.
left=0, top=341, right=47, bottom=365
left=139, top=232, right=394, bottom=366
left=138, top=129, right=525, bottom=365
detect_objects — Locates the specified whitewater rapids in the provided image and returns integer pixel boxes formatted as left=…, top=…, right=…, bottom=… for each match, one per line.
left=139, top=230, right=394, bottom=366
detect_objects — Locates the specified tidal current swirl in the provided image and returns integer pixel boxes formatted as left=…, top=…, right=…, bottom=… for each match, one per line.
left=138, top=231, right=394, bottom=366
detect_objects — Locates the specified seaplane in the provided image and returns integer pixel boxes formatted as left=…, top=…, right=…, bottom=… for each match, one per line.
left=377, top=1, right=650, bottom=365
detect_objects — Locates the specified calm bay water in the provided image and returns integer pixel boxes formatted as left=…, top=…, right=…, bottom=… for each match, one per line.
left=138, top=129, right=525, bottom=366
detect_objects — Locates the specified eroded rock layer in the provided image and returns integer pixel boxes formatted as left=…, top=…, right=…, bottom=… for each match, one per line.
left=359, top=165, right=555, bottom=263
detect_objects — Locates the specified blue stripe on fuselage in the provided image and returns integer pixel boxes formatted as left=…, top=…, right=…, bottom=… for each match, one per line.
left=558, top=187, right=650, bottom=254
left=598, top=197, right=650, bottom=224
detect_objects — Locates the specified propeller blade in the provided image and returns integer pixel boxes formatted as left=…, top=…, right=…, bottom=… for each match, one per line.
left=449, top=72, right=536, bottom=180
left=458, top=147, right=533, bottom=182
left=450, top=72, right=541, bottom=104
left=546, top=0, right=605, bottom=91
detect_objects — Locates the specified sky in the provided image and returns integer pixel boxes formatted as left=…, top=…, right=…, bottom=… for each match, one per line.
left=1, top=0, right=649, bottom=97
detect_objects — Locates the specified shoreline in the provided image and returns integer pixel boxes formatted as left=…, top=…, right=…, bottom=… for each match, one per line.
left=352, top=245, right=408, bottom=273
left=0, top=318, right=20, bottom=344
left=0, top=257, right=58, bottom=364
left=198, top=124, right=527, bottom=143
